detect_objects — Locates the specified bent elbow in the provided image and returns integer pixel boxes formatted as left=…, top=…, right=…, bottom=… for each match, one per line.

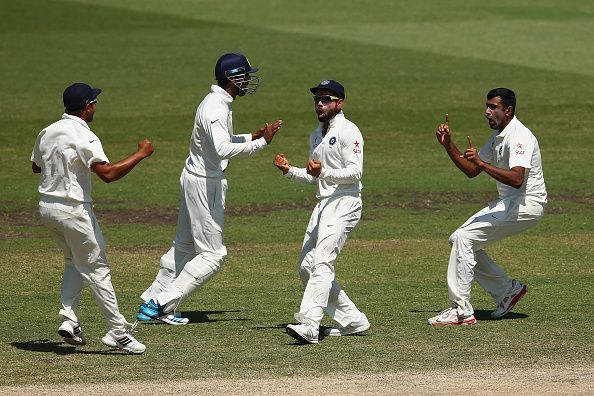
left=512, top=175, right=525, bottom=189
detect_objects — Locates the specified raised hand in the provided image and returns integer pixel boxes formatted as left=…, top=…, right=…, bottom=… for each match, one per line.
left=137, top=139, right=154, bottom=158
left=274, top=153, right=290, bottom=174
left=463, top=136, right=480, bottom=164
left=262, top=119, right=283, bottom=144
left=435, top=113, right=451, bottom=146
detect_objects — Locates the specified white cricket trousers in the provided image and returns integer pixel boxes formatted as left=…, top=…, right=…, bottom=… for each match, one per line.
left=147, top=169, right=227, bottom=313
left=447, top=198, right=545, bottom=316
left=39, top=202, right=129, bottom=336
left=295, top=193, right=365, bottom=327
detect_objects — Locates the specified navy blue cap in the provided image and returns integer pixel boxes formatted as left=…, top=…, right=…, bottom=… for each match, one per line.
left=215, top=53, right=258, bottom=83
left=63, top=83, right=101, bottom=111
left=310, top=80, right=345, bottom=99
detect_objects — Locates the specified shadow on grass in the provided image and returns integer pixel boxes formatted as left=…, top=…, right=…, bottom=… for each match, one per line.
left=410, top=309, right=529, bottom=321
left=252, top=323, right=370, bottom=345
left=473, top=310, right=529, bottom=321
left=10, top=339, right=131, bottom=355
left=139, top=309, right=250, bottom=325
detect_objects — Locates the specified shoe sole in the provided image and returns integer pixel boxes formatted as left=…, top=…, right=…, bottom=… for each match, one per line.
left=101, top=336, right=145, bottom=355
left=429, top=317, right=477, bottom=326
left=286, top=326, right=318, bottom=344
left=58, top=329, right=73, bottom=338
left=324, top=323, right=371, bottom=336
left=492, top=285, right=527, bottom=319
left=158, top=315, right=189, bottom=326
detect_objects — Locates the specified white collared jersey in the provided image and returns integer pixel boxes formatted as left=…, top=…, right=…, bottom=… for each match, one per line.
left=184, top=85, right=267, bottom=178
left=478, top=116, right=547, bottom=203
left=286, top=111, right=363, bottom=199
left=31, top=113, right=109, bottom=204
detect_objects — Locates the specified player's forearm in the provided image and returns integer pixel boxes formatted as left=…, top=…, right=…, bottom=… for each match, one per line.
left=443, top=142, right=481, bottom=178
left=93, top=152, right=146, bottom=183
left=286, top=166, right=316, bottom=184
left=319, top=165, right=361, bottom=184
left=477, top=163, right=525, bottom=189
left=215, top=138, right=267, bottom=159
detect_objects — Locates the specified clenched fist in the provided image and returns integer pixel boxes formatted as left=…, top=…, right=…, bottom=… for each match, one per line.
left=274, top=153, right=290, bottom=174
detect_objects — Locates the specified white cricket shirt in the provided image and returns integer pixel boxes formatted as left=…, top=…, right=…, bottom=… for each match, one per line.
left=286, top=111, right=363, bottom=199
left=31, top=113, right=109, bottom=204
left=478, top=116, right=547, bottom=203
left=184, top=85, right=267, bottom=178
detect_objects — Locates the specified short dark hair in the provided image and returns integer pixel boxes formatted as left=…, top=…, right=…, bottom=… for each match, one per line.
left=487, top=87, right=516, bottom=114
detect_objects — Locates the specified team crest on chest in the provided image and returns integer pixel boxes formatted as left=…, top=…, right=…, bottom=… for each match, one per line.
left=329, top=137, right=337, bottom=145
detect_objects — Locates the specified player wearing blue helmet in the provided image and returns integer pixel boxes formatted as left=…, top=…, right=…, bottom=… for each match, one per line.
left=138, top=53, right=282, bottom=325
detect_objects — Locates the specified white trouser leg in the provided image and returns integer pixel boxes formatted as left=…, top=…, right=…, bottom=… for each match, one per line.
left=45, top=224, right=84, bottom=323
left=473, top=249, right=514, bottom=304
left=141, top=245, right=196, bottom=304
left=325, top=284, right=362, bottom=327
left=296, top=195, right=362, bottom=327
left=141, top=247, right=176, bottom=302
left=155, top=172, right=227, bottom=313
left=447, top=199, right=543, bottom=317
left=40, top=204, right=128, bottom=336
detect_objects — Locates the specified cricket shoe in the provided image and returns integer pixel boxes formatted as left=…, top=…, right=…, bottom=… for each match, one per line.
left=101, top=330, right=146, bottom=354
left=286, top=322, right=319, bottom=344
left=324, top=314, right=370, bottom=336
left=137, top=311, right=189, bottom=326
left=428, top=307, right=477, bottom=326
left=58, top=320, right=87, bottom=346
left=138, top=299, right=165, bottom=320
left=491, top=280, right=527, bottom=319
left=160, top=312, right=189, bottom=326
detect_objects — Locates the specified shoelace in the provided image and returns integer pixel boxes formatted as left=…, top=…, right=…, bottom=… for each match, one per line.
left=123, top=319, right=139, bottom=333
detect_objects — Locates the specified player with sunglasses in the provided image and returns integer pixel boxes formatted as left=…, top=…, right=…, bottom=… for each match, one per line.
left=274, top=80, right=370, bottom=344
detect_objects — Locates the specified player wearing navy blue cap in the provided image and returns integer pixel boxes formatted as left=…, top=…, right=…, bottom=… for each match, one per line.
left=31, top=82, right=153, bottom=354
left=274, top=80, right=370, bottom=344
left=138, top=53, right=282, bottom=324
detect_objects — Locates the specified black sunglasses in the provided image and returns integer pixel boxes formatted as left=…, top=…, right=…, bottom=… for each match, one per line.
left=313, top=95, right=340, bottom=104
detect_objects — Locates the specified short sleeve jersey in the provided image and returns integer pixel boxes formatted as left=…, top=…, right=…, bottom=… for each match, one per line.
left=478, top=116, right=547, bottom=203
left=31, top=113, right=109, bottom=204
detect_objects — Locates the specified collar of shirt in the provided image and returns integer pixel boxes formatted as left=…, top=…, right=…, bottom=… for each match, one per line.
left=318, top=110, right=345, bottom=132
left=210, top=84, right=234, bottom=104
left=61, top=113, right=90, bottom=130
left=495, top=115, right=518, bottom=138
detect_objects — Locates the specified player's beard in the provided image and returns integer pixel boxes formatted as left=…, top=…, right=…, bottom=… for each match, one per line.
left=317, top=106, right=339, bottom=122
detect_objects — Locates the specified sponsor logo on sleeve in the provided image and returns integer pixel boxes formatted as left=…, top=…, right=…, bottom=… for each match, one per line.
left=515, top=143, right=525, bottom=155
left=353, top=140, right=361, bottom=153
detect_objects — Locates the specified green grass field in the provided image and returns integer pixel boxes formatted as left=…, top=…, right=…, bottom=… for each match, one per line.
left=1, top=0, right=593, bottom=389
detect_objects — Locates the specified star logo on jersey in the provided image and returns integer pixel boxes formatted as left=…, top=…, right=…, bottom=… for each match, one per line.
left=353, top=140, right=361, bottom=154
left=329, top=137, right=337, bottom=145
left=515, top=143, right=525, bottom=155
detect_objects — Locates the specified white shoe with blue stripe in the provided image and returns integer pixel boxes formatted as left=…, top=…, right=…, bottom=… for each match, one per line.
left=137, top=310, right=189, bottom=326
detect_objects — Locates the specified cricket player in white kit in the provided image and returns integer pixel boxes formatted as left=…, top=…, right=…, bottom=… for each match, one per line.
left=429, top=87, right=547, bottom=326
left=138, top=53, right=282, bottom=323
left=31, top=82, right=153, bottom=353
left=274, top=80, right=370, bottom=344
